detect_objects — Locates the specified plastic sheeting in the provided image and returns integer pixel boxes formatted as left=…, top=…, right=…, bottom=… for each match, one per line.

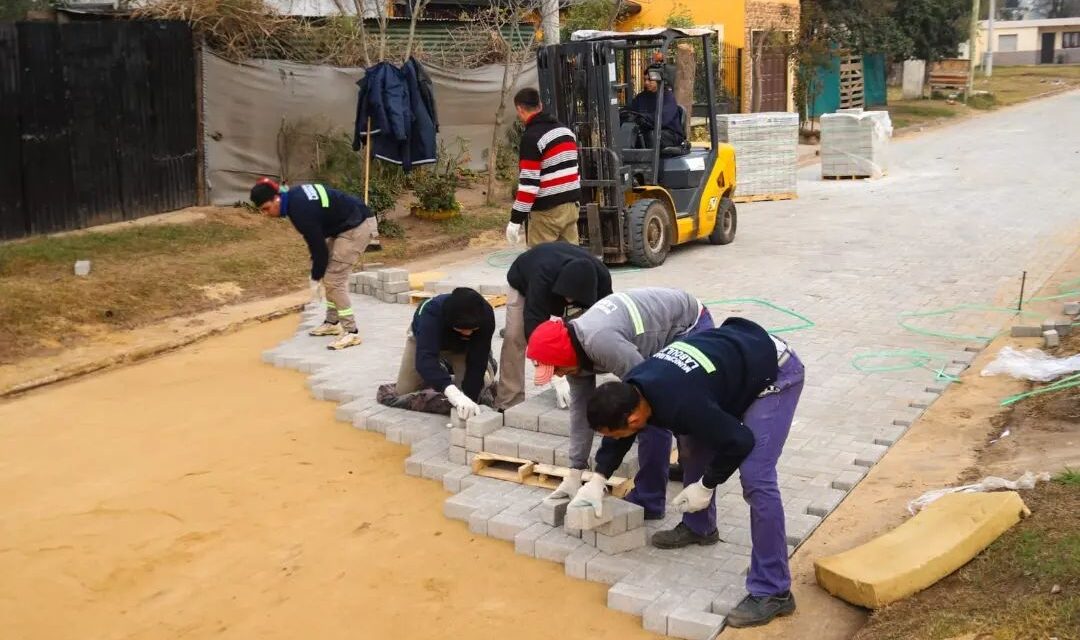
left=981, top=346, right=1080, bottom=383
left=820, top=108, right=892, bottom=178
left=202, top=51, right=537, bottom=205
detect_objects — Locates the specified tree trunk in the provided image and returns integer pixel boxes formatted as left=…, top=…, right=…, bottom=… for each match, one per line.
left=487, top=55, right=516, bottom=206
left=674, top=43, right=695, bottom=139
left=607, top=0, right=625, bottom=30
left=751, top=33, right=765, bottom=112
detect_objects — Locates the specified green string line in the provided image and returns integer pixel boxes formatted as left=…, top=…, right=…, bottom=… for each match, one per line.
left=701, top=298, right=815, bottom=334
left=485, top=248, right=524, bottom=269
left=1000, top=372, right=1080, bottom=406
left=1025, top=275, right=1080, bottom=303
left=851, top=349, right=962, bottom=383
left=898, top=304, right=1043, bottom=342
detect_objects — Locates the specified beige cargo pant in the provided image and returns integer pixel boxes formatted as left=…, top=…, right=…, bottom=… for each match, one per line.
left=494, top=288, right=527, bottom=410
left=526, top=202, right=580, bottom=247
left=324, top=217, right=377, bottom=332
left=396, top=329, right=467, bottom=394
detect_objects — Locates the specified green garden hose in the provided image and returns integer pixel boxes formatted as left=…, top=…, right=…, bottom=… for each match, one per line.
left=898, top=304, right=1043, bottom=342
left=1000, top=372, right=1080, bottom=406
left=851, top=349, right=962, bottom=383
left=701, top=298, right=815, bottom=334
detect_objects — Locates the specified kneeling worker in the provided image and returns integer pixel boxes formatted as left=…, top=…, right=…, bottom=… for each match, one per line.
left=495, top=242, right=612, bottom=410
left=396, top=287, right=495, bottom=420
left=580, top=319, right=805, bottom=628
left=251, top=178, right=376, bottom=350
left=525, top=287, right=714, bottom=520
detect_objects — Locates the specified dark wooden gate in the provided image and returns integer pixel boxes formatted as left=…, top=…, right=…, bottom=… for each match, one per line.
left=0, top=20, right=198, bottom=240
left=751, top=31, right=789, bottom=112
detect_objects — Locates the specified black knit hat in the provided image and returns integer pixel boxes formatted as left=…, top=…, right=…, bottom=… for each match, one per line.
left=443, top=287, right=488, bottom=330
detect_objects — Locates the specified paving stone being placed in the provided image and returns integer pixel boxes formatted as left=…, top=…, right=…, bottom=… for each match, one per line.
left=565, top=503, right=614, bottom=531
left=465, top=411, right=503, bottom=437
left=538, top=497, right=569, bottom=527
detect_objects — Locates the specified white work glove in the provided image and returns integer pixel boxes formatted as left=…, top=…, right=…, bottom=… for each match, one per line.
left=505, top=222, right=522, bottom=245
left=569, top=473, right=607, bottom=517
left=444, top=385, right=482, bottom=421
left=551, top=375, right=571, bottom=410
left=672, top=479, right=715, bottom=513
left=547, top=468, right=582, bottom=501
left=309, top=278, right=325, bottom=304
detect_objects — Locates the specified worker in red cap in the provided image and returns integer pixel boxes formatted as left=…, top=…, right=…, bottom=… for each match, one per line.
left=525, top=287, right=714, bottom=528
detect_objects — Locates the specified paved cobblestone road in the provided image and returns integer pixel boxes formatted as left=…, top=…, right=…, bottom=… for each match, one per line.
left=264, top=91, right=1080, bottom=638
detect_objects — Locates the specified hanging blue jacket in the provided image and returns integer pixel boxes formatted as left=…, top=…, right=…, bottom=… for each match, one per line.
left=353, top=62, right=411, bottom=166
left=280, top=183, right=372, bottom=281
left=594, top=318, right=779, bottom=488
left=402, top=58, right=437, bottom=170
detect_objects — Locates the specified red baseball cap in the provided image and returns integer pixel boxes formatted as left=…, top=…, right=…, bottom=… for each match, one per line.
left=527, top=319, right=577, bottom=385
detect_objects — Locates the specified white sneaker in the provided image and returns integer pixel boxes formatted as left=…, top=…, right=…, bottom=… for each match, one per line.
left=309, top=322, right=344, bottom=337
left=327, top=331, right=362, bottom=350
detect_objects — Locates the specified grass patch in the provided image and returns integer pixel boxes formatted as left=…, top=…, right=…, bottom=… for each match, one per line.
left=1057, top=468, right=1080, bottom=487
left=885, top=100, right=962, bottom=130
left=855, top=482, right=1080, bottom=640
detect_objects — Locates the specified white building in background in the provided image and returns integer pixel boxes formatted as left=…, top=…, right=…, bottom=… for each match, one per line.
left=973, top=17, right=1080, bottom=65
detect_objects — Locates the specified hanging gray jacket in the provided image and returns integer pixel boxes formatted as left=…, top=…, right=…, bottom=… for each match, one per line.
left=564, top=287, right=705, bottom=469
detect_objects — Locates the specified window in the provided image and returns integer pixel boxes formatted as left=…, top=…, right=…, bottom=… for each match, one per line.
left=998, top=34, right=1018, bottom=52
left=1063, top=32, right=1080, bottom=49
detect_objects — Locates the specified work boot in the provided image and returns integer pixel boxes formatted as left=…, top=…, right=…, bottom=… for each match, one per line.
left=327, top=331, right=363, bottom=350
left=309, top=322, right=343, bottom=337
left=668, top=462, right=684, bottom=482
left=725, top=592, right=796, bottom=628
left=650, top=522, right=720, bottom=549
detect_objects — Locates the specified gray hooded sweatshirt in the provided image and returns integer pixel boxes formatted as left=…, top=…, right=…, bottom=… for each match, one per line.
left=565, top=287, right=704, bottom=469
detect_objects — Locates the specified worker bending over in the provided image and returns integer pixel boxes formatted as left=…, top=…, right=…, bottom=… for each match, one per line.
left=250, top=179, right=376, bottom=350
left=495, top=242, right=611, bottom=411
left=525, top=288, right=714, bottom=520
left=580, top=319, right=805, bottom=628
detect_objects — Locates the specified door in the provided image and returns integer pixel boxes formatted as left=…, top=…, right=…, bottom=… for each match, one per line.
left=751, top=31, right=788, bottom=112
left=1041, top=32, right=1055, bottom=64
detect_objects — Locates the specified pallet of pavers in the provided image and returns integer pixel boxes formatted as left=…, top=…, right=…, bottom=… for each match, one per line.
left=820, top=108, right=892, bottom=179
left=349, top=267, right=508, bottom=307
left=718, top=112, right=799, bottom=203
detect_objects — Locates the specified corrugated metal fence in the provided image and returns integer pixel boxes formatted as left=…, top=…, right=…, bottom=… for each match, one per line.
left=0, top=20, right=198, bottom=240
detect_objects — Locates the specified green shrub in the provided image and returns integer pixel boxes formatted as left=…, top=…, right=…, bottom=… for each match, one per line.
left=411, top=138, right=469, bottom=213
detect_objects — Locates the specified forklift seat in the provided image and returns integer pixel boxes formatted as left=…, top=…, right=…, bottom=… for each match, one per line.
left=661, top=106, right=691, bottom=158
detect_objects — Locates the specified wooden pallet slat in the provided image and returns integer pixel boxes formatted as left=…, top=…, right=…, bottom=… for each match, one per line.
left=732, top=192, right=797, bottom=204
left=471, top=452, right=633, bottom=497
left=409, top=290, right=507, bottom=309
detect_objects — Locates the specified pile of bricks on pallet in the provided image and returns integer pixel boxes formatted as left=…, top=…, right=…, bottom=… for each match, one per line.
left=718, top=112, right=799, bottom=198
left=349, top=268, right=508, bottom=305
left=820, top=108, right=892, bottom=179
left=1010, top=302, right=1078, bottom=349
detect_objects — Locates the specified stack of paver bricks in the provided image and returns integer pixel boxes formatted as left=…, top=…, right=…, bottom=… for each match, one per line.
left=718, top=112, right=799, bottom=198
left=349, top=268, right=510, bottom=306
left=820, top=109, right=893, bottom=179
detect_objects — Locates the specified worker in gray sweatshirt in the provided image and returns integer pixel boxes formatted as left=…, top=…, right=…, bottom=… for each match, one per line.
left=525, top=287, right=714, bottom=529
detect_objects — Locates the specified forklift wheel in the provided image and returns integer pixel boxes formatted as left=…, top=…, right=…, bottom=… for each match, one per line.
left=625, top=198, right=672, bottom=267
left=708, top=197, right=737, bottom=246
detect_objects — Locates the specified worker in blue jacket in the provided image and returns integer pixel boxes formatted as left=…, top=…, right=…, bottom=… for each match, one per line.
left=251, top=179, right=376, bottom=350
left=579, top=318, right=805, bottom=628
left=395, top=288, right=496, bottom=420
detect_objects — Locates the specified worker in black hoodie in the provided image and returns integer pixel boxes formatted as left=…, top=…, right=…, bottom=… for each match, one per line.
left=251, top=179, right=376, bottom=350
left=495, top=242, right=612, bottom=411
left=395, top=288, right=496, bottom=420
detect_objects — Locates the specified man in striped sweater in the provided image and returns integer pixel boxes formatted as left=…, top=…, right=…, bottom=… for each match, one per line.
left=505, top=88, right=582, bottom=248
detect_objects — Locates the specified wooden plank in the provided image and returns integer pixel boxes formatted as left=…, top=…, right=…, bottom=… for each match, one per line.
left=732, top=192, right=797, bottom=204
left=823, top=175, right=871, bottom=180
left=409, top=291, right=507, bottom=309
left=473, top=453, right=633, bottom=497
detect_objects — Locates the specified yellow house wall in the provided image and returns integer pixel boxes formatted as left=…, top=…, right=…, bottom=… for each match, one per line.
left=621, top=0, right=746, bottom=46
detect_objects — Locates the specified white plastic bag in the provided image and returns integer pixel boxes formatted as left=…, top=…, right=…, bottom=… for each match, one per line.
left=980, top=346, right=1080, bottom=383
left=907, top=471, right=1051, bottom=515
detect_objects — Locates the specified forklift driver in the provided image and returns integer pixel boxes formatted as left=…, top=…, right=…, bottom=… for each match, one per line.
left=624, top=65, right=686, bottom=150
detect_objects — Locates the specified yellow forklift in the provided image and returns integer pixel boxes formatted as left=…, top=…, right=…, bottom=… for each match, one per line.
left=536, top=28, right=738, bottom=267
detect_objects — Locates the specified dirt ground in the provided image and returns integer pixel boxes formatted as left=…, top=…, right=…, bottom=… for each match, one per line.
left=0, top=317, right=660, bottom=640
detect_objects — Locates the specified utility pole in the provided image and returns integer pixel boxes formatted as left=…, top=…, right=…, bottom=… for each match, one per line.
left=541, top=0, right=559, bottom=44
left=966, top=0, right=980, bottom=102
left=984, top=0, right=995, bottom=77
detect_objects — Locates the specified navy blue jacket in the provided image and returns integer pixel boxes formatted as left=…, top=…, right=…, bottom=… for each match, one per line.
left=280, top=184, right=372, bottom=281
left=411, top=294, right=495, bottom=401
left=353, top=59, right=438, bottom=172
left=594, top=318, right=779, bottom=488
left=402, top=58, right=437, bottom=170
left=629, top=88, right=681, bottom=134
left=506, top=243, right=613, bottom=340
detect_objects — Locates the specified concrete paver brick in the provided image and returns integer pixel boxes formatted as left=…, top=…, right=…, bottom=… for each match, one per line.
left=1044, top=330, right=1060, bottom=348
left=465, top=436, right=484, bottom=452
left=518, top=440, right=555, bottom=465
left=534, top=529, right=584, bottom=564
left=487, top=512, right=533, bottom=541
left=450, top=428, right=466, bottom=448
left=564, top=544, right=601, bottom=579
left=565, top=504, right=614, bottom=531
left=595, top=527, right=648, bottom=554
left=831, top=467, right=868, bottom=491
left=443, top=493, right=482, bottom=521
left=1064, top=301, right=1080, bottom=315
left=642, top=591, right=686, bottom=635
left=538, top=410, right=572, bottom=436
left=538, top=498, right=569, bottom=526
left=378, top=268, right=409, bottom=283
left=710, top=584, right=747, bottom=616
left=468, top=504, right=505, bottom=536
left=668, top=608, right=725, bottom=640
left=448, top=445, right=467, bottom=465
left=421, top=458, right=458, bottom=482
left=465, top=411, right=503, bottom=437
left=854, top=444, right=889, bottom=467
left=594, top=498, right=645, bottom=536
left=503, top=403, right=545, bottom=430
left=807, top=488, right=848, bottom=517
left=607, top=582, right=664, bottom=615
left=585, top=554, right=638, bottom=585
left=513, top=522, right=552, bottom=556
left=785, top=512, right=822, bottom=546
left=442, top=467, right=472, bottom=493
left=483, top=431, right=520, bottom=458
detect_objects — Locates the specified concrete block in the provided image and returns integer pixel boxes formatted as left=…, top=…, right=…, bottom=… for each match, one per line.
left=711, top=585, right=746, bottom=616
left=538, top=410, right=572, bottom=436
left=1042, top=318, right=1057, bottom=334
left=383, top=280, right=411, bottom=295
left=450, top=413, right=466, bottom=429
left=468, top=504, right=504, bottom=536
left=518, top=441, right=555, bottom=465
left=534, top=529, right=584, bottom=564
left=1055, top=320, right=1072, bottom=336
left=1044, top=330, right=1060, bottom=348
left=815, top=491, right=1029, bottom=608
left=483, top=432, right=520, bottom=458
left=514, top=522, right=552, bottom=557
left=786, top=512, right=822, bottom=546
left=466, top=411, right=503, bottom=437
left=595, top=526, right=648, bottom=554
left=334, top=399, right=369, bottom=423
left=807, top=488, right=848, bottom=517
left=565, top=504, right=613, bottom=531
left=465, top=436, right=484, bottom=452
left=594, top=498, right=645, bottom=536
left=564, top=544, right=601, bottom=579
left=668, top=608, right=725, bottom=640
left=539, top=498, right=569, bottom=527
left=442, top=467, right=472, bottom=493
left=504, top=402, right=544, bottom=430
left=479, top=283, right=508, bottom=296
left=448, top=445, right=467, bottom=465
left=1010, top=325, right=1043, bottom=338
left=642, top=591, right=685, bottom=634
left=351, top=405, right=387, bottom=431
left=421, top=458, right=457, bottom=482
left=377, top=291, right=398, bottom=304
left=607, top=582, right=664, bottom=616
left=378, top=268, right=409, bottom=283
left=395, top=292, right=412, bottom=304
left=450, top=427, right=466, bottom=448
left=487, top=512, right=533, bottom=541
left=854, top=444, right=889, bottom=468
left=431, top=281, right=457, bottom=295
left=1064, top=301, right=1080, bottom=316
left=443, top=493, right=481, bottom=521
left=585, top=554, right=637, bottom=585
left=831, top=467, right=867, bottom=491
